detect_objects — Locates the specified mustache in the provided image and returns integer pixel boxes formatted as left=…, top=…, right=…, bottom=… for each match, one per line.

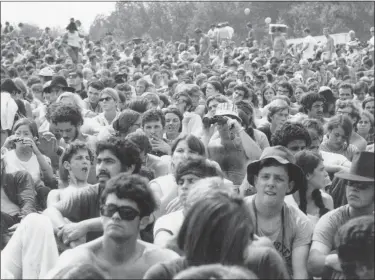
left=97, top=170, right=111, bottom=178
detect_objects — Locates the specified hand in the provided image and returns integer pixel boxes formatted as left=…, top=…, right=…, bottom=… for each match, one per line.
left=151, top=137, right=171, bottom=155
left=20, top=137, right=40, bottom=154
left=57, top=222, right=88, bottom=246
left=69, top=235, right=86, bottom=248
left=182, top=112, right=194, bottom=125
left=38, top=132, right=59, bottom=157
left=8, top=223, right=20, bottom=232
left=2, top=135, right=20, bottom=149
left=166, top=197, right=182, bottom=214
left=227, top=118, right=243, bottom=134
left=326, top=254, right=343, bottom=272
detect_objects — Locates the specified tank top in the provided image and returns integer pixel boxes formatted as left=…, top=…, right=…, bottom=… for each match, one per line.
left=4, top=149, right=41, bottom=182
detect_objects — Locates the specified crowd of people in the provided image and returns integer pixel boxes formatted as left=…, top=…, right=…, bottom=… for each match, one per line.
left=0, top=17, right=374, bottom=279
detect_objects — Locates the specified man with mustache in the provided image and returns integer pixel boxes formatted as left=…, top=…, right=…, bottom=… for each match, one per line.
left=308, top=152, right=374, bottom=279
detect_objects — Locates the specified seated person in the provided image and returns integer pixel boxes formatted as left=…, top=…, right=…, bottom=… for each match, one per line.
left=153, top=159, right=224, bottom=247
left=1, top=156, right=37, bottom=249
left=126, top=131, right=169, bottom=178
left=257, top=99, right=289, bottom=143
left=1, top=118, right=54, bottom=186
left=308, top=152, right=374, bottom=279
left=335, top=215, right=374, bottom=280
left=244, top=146, right=313, bottom=278
left=206, top=102, right=262, bottom=186
left=141, top=109, right=171, bottom=157
left=47, top=141, right=94, bottom=207
left=45, top=174, right=179, bottom=279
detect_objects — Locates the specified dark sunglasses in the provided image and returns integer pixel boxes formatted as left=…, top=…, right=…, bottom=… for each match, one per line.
left=100, top=204, right=140, bottom=221
left=99, top=97, right=113, bottom=102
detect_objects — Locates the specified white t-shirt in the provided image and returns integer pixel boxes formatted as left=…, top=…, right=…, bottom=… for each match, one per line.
left=3, top=149, right=50, bottom=183
left=302, top=35, right=317, bottom=60
left=153, top=209, right=184, bottom=238
left=320, top=150, right=351, bottom=166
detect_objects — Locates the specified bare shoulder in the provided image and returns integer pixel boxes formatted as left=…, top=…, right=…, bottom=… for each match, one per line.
left=140, top=240, right=180, bottom=262
left=321, top=191, right=334, bottom=209
left=45, top=246, right=95, bottom=278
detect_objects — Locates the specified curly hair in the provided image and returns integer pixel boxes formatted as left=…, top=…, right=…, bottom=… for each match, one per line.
left=141, top=109, right=166, bottom=128
left=300, top=92, right=326, bottom=114
left=336, top=99, right=361, bottom=125
left=126, top=130, right=152, bottom=154
left=301, top=118, right=324, bottom=139
left=59, top=140, right=95, bottom=186
left=96, top=137, right=141, bottom=174
left=126, top=98, right=151, bottom=114
left=100, top=174, right=157, bottom=218
left=49, top=103, right=83, bottom=127
left=271, top=122, right=312, bottom=148
left=335, top=215, right=374, bottom=279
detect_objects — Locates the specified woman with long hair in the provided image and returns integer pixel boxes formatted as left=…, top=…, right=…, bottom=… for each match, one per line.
left=288, top=150, right=334, bottom=226
left=261, top=85, right=277, bottom=108
left=144, top=191, right=255, bottom=279
left=320, top=115, right=359, bottom=161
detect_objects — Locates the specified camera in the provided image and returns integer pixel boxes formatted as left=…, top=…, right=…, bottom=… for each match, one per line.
left=202, top=116, right=228, bottom=128
left=13, top=137, right=23, bottom=143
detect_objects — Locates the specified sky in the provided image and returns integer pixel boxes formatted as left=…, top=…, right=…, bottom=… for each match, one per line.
left=1, top=2, right=116, bottom=32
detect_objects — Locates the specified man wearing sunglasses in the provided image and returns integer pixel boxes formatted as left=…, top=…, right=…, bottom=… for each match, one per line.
left=45, top=174, right=178, bottom=279
left=308, top=152, right=374, bottom=279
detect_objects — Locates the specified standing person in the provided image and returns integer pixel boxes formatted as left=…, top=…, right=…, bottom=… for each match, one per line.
left=307, top=152, right=374, bottom=280
left=244, top=146, right=313, bottom=278
left=322, top=27, right=335, bottom=61
left=45, top=174, right=179, bottom=279
left=273, top=26, right=287, bottom=60
left=194, top=28, right=211, bottom=66
left=246, top=22, right=254, bottom=48
left=300, top=28, right=317, bottom=61
left=62, top=19, right=82, bottom=64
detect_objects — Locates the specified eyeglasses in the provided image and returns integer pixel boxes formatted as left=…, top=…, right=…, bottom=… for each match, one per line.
left=99, top=97, right=113, bottom=102
left=100, top=204, right=140, bottom=221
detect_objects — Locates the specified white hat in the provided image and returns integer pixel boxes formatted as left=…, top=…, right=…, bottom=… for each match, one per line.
left=39, top=66, right=54, bottom=77
left=214, top=102, right=242, bottom=123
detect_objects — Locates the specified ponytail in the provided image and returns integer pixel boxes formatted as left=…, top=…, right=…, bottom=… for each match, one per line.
left=312, top=189, right=330, bottom=217
left=295, top=150, right=328, bottom=217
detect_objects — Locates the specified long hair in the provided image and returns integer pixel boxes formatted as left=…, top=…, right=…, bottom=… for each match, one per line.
left=295, top=150, right=329, bottom=217
left=171, top=134, right=206, bottom=157
left=177, top=192, right=254, bottom=266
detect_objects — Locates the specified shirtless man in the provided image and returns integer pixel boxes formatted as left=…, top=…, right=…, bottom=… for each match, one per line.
left=45, top=174, right=178, bottom=279
left=195, top=28, right=211, bottom=65
left=322, top=27, right=335, bottom=61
